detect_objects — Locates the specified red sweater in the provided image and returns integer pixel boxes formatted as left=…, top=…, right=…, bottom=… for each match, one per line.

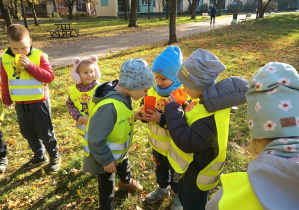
left=1, top=53, right=54, bottom=105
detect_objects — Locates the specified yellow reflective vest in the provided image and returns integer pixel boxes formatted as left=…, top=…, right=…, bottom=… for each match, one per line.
left=147, top=87, right=171, bottom=156
left=2, top=49, right=46, bottom=101
left=167, top=100, right=230, bottom=191
left=218, top=172, right=262, bottom=210
left=69, top=85, right=99, bottom=135
left=84, top=98, right=134, bottom=163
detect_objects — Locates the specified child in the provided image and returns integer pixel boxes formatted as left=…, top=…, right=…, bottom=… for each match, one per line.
left=164, top=49, right=231, bottom=210
left=1, top=24, right=60, bottom=171
left=83, top=58, right=155, bottom=209
left=66, top=55, right=101, bottom=136
left=0, top=97, right=8, bottom=173
left=138, top=46, right=183, bottom=210
left=206, top=62, right=299, bottom=209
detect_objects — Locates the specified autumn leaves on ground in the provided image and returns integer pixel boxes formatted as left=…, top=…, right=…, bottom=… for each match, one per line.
left=0, top=13, right=298, bottom=209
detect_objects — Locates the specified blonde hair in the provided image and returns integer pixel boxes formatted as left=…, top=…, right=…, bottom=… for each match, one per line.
left=77, top=60, right=94, bottom=73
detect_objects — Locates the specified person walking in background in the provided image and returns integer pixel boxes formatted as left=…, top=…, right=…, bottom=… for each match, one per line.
left=210, top=5, right=217, bottom=26
left=206, top=62, right=299, bottom=209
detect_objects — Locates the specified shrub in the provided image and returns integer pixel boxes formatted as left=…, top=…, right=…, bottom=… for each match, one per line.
left=227, top=2, right=243, bottom=14
left=199, top=3, right=209, bottom=14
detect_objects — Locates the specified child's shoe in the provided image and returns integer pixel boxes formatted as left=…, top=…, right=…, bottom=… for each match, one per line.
left=145, top=186, right=170, bottom=204
left=23, top=155, right=49, bottom=169
left=0, top=157, right=8, bottom=173
left=45, top=156, right=61, bottom=172
left=170, top=193, right=183, bottom=210
left=118, top=178, right=143, bottom=192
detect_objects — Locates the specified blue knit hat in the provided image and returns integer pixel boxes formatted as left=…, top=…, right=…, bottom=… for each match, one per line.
left=152, top=46, right=183, bottom=81
left=246, top=62, right=299, bottom=139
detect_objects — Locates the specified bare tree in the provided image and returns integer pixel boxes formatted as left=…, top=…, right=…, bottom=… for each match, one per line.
left=60, top=0, right=76, bottom=19
left=168, top=0, right=177, bottom=44
left=165, top=0, right=169, bottom=19
left=217, top=0, right=222, bottom=16
left=26, top=0, right=39, bottom=26
left=188, top=0, right=200, bottom=19
left=120, top=0, right=128, bottom=20
left=20, top=0, right=28, bottom=28
left=0, top=0, right=12, bottom=27
left=148, top=0, right=151, bottom=19
left=258, top=0, right=272, bottom=18
left=128, top=0, right=138, bottom=27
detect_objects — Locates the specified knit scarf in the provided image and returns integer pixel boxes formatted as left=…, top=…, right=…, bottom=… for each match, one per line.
left=262, top=138, right=299, bottom=159
left=155, top=79, right=182, bottom=97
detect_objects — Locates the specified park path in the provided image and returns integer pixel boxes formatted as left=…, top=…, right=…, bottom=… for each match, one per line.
left=41, top=15, right=245, bottom=68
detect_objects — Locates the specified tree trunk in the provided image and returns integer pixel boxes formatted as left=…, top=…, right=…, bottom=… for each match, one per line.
left=27, top=0, right=39, bottom=26
left=20, top=0, right=28, bottom=28
left=128, top=0, right=138, bottom=27
left=148, top=0, right=150, bottom=19
left=217, top=0, right=222, bottom=16
left=169, top=0, right=177, bottom=44
left=166, top=0, right=169, bottom=19
left=123, top=0, right=128, bottom=20
left=68, top=5, right=73, bottom=19
left=258, top=0, right=272, bottom=18
left=190, top=0, right=197, bottom=19
left=53, top=0, right=58, bottom=13
left=13, top=0, right=19, bottom=19
left=158, top=0, right=162, bottom=20
left=0, top=0, right=12, bottom=27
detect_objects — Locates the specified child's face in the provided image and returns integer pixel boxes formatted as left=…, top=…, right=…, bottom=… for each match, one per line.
left=77, top=63, right=96, bottom=86
left=153, top=72, right=173, bottom=90
left=8, top=37, right=32, bottom=56
left=130, top=88, right=150, bottom=100
left=183, top=84, right=202, bottom=99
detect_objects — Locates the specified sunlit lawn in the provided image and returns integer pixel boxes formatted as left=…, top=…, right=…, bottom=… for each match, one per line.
left=0, top=13, right=298, bottom=209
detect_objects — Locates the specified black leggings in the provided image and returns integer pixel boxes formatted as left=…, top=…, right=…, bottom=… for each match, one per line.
left=210, top=15, right=215, bottom=25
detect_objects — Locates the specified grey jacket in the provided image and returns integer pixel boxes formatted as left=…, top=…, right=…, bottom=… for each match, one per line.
left=206, top=152, right=299, bottom=210
left=83, top=80, right=132, bottom=174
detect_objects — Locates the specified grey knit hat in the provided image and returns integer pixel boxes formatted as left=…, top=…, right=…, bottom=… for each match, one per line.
left=177, top=49, right=226, bottom=90
left=246, top=62, right=299, bottom=139
left=119, top=58, right=155, bottom=91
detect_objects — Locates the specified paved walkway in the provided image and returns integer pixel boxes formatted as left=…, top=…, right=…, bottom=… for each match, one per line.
left=41, top=15, right=243, bottom=68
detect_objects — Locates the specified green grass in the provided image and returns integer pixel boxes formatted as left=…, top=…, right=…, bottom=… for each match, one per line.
left=0, top=13, right=298, bottom=209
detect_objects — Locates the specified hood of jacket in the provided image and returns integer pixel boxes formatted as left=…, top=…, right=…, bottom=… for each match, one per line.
left=248, top=153, right=299, bottom=209
left=93, top=79, right=132, bottom=110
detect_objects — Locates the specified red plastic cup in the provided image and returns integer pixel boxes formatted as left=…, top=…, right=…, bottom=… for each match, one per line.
left=144, top=96, right=156, bottom=114
left=173, top=88, right=188, bottom=104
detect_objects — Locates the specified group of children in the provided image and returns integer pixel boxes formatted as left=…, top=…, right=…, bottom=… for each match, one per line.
left=0, top=24, right=298, bottom=210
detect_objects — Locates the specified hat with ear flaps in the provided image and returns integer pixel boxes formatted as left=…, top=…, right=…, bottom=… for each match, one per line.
left=70, top=55, right=101, bottom=84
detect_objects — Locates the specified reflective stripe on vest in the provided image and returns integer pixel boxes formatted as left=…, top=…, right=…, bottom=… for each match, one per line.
left=76, top=123, right=87, bottom=136
left=84, top=98, right=134, bottom=162
left=2, top=49, right=46, bottom=101
left=69, top=85, right=99, bottom=135
left=196, top=107, right=230, bottom=191
left=167, top=101, right=230, bottom=190
left=147, top=87, right=171, bottom=156
left=219, top=172, right=263, bottom=210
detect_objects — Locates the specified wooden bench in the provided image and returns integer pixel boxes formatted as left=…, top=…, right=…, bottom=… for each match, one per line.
left=238, top=13, right=251, bottom=23
left=202, top=13, right=209, bottom=17
left=49, top=29, right=79, bottom=38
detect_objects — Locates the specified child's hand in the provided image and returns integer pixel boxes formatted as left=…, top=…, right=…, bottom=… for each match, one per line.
left=143, top=109, right=161, bottom=123
left=134, top=106, right=145, bottom=121
left=104, top=160, right=118, bottom=173
left=167, top=93, right=178, bottom=104
left=18, top=55, right=30, bottom=69
left=4, top=104, right=13, bottom=110
left=78, top=116, right=88, bottom=125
